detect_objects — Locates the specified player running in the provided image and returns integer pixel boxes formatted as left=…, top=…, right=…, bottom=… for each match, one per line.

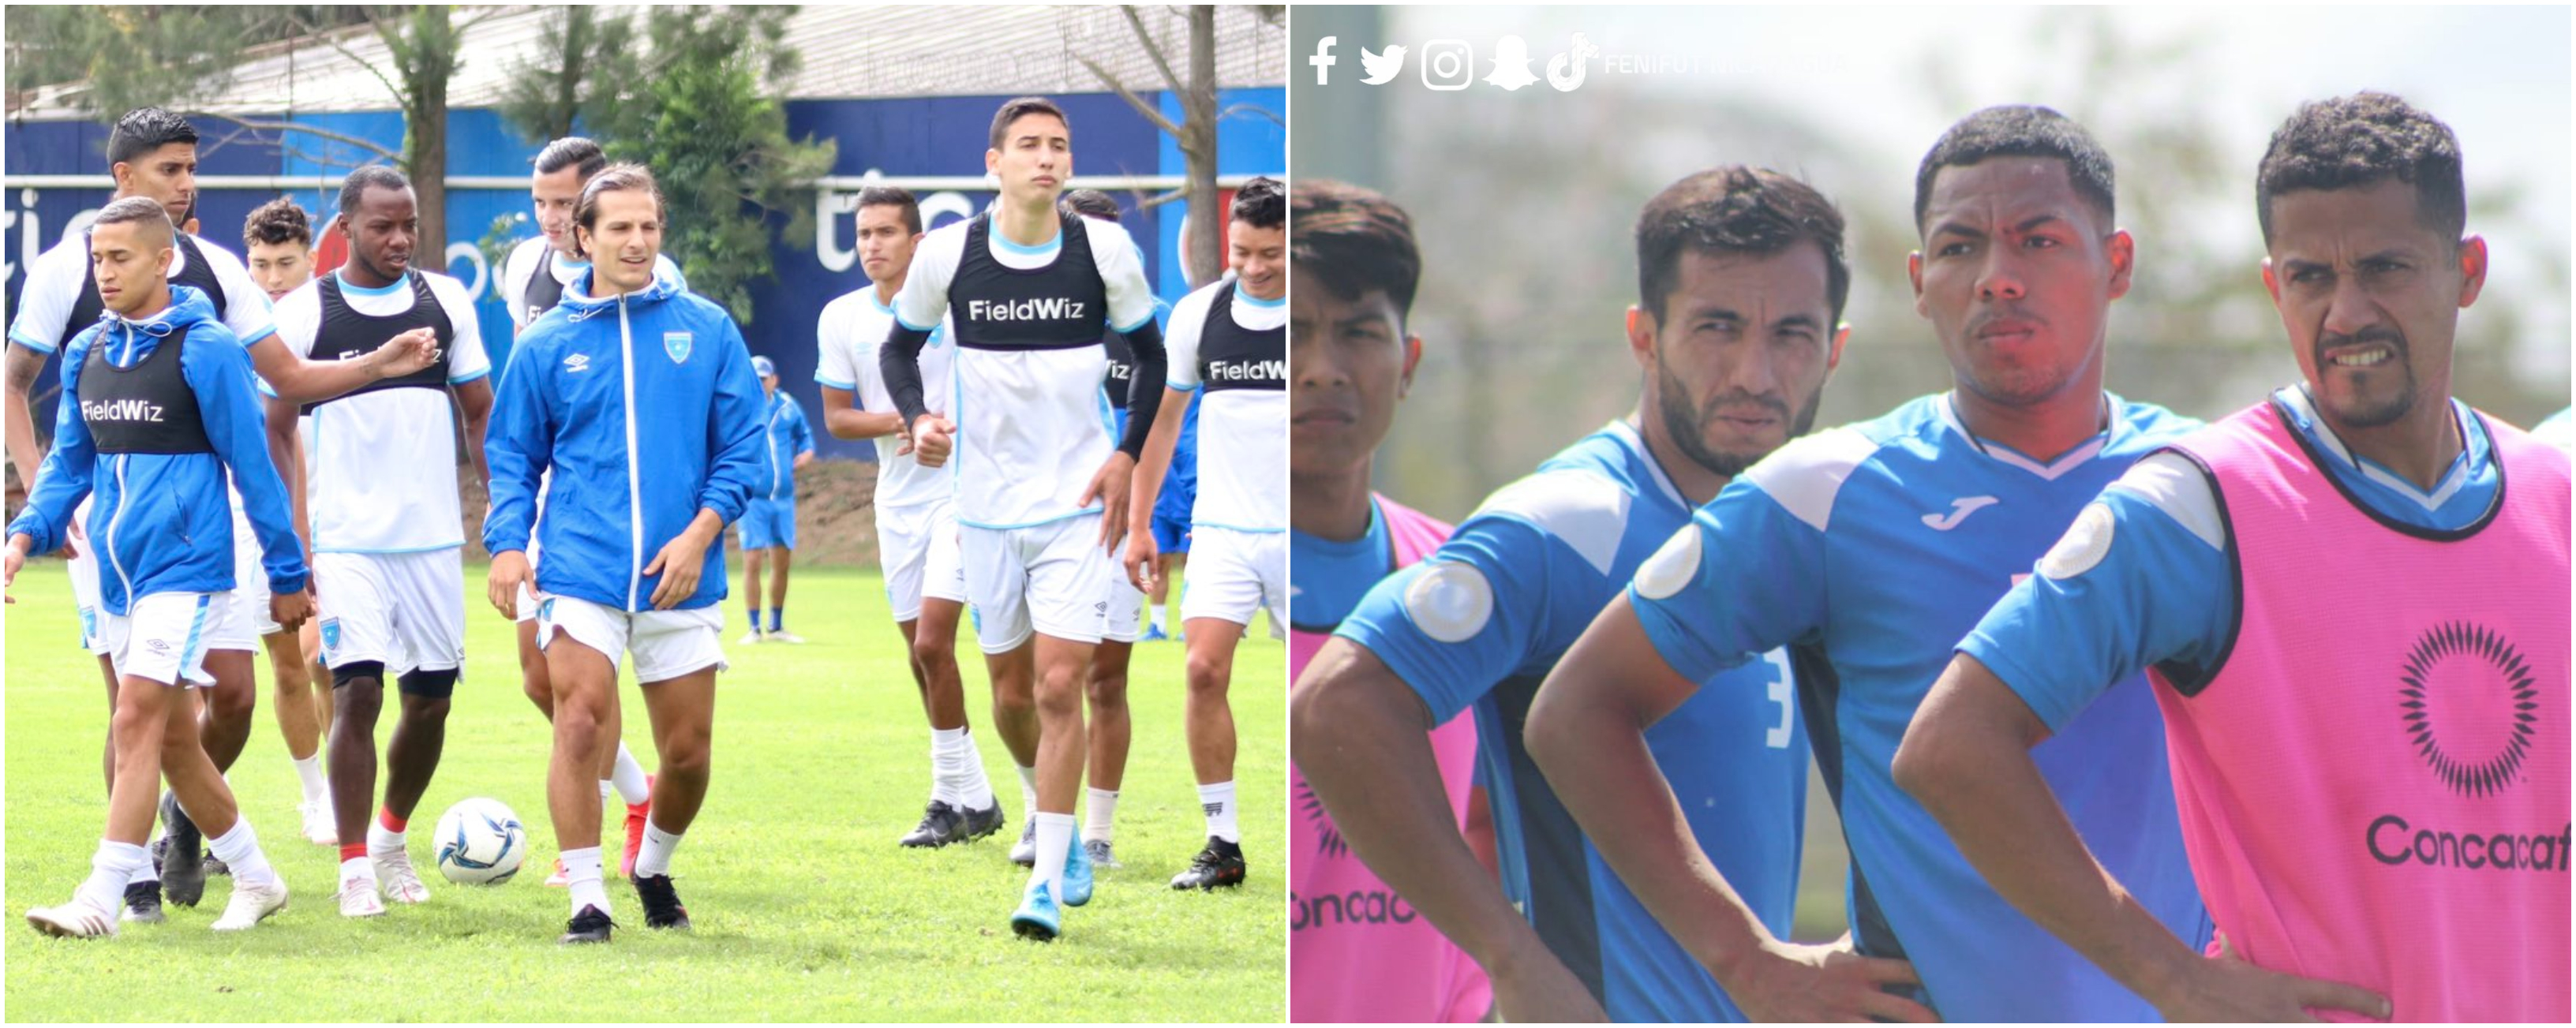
left=816, top=185, right=1005, bottom=848
left=877, top=96, right=1167, bottom=940
left=1896, top=92, right=2567, bottom=1023
left=499, top=136, right=666, bottom=885
left=8, top=196, right=308, bottom=936
left=3, top=107, right=435, bottom=922
left=268, top=166, right=492, bottom=918
left=1530, top=109, right=2208, bottom=1021
left=1127, top=177, right=1286, bottom=889
left=485, top=163, right=766, bottom=944
left=1285, top=179, right=1492, bottom=1023
left=1296, top=166, right=1844, bottom=1021
left=737, top=355, right=815, bottom=644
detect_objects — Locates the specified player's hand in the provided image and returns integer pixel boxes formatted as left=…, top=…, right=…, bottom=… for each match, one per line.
left=1083, top=452, right=1135, bottom=554
left=1488, top=935, right=1610, bottom=1022
left=367, top=327, right=441, bottom=380
left=488, top=550, right=534, bottom=619
left=2152, top=932, right=2389, bottom=1023
left=643, top=528, right=714, bottom=610
left=900, top=414, right=954, bottom=466
left=269, top=586, right=313, bottom=630
left=1720, top=936, right=1937, bottom=1022
left=1123, top=525, right=1159, bottom=593
left=2, top=536, right=26, bottom=604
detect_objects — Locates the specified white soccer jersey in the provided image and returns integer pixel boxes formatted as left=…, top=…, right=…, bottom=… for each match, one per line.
left=7, top=228, right=276, bottom=354
left=816, top=286, right=956, bottom=510
left=274, top=269, right=489, bottom=552
left=891, top=214, right=1158, bottom=529
left=1165, top=277, right=1286, bottom=533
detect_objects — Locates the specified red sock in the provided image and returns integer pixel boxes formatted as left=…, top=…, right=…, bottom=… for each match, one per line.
left=339, top=843, right=367, bottom=862
left=377, top=808, right=406, bottom=833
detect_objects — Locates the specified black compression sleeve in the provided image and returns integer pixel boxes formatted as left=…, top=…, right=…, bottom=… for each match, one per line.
left=879, top=323, right=936, bottom=427
left=1117, top=319, right=1167, bottom=458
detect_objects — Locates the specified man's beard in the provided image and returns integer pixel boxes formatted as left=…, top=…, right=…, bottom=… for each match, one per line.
left=1653, top=353, right=1823, bottom=479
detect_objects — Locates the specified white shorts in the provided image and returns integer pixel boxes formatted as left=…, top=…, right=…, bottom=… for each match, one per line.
left=101, top=591, right=240, bottom=688
left=1180, top=526, right=1286, bottom=637
left=67, top=498, right=109, bottom=656
left=960, top=515, right=1113, bottom=654
left=535, top=593, right=727, bottom=683
left=877, top=499, right=968, bottom=622
left=1102, top=567, right=1144, bottom=644
left=313, top=549, right=466, bottom=676
left=229, top=501, right=278, bottom=645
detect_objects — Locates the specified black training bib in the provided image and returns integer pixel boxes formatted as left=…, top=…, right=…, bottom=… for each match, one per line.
left=950, top=212, right=1110, bottom=353
left=522, top=247, right=566, bottom=324
left=300, top=271, right=456, bottom=414
left=78, top=323, right=212, bottom=454
left=1196, top=282, right=1284, bottom=394
left=1101, top=327, right=1136, bottom=409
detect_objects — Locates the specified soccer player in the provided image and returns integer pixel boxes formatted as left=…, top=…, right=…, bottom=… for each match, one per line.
left=737, top=355, right=815, bottom=645
left=3, top=107, right=436, bottom=922
left=816, top=185, right=1003, bottom=848
left=242, top=197, right=339, bottom=847
left=1295, top=166, right=1844, bottom=1022
left=268, top=166, right=492, bottom=918
left=7, top=196, right=307, bottom=936
left=1127, top=177, right=1286, bottom=889
left=1284, top=179, right=1492, bottom=1023
left=877, top=96, right=1166, bottom=940
left=485, top=163, right=766, bottom=944
left=1529, top=109, right=2206, bottom=1022
left=1896, top=92, right=2567, bottom=1023
left=499, top=136, right=663, bottom=884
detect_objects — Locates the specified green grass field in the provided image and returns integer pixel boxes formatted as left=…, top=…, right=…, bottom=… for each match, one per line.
left=5, top=561, right=1285, bottom=1022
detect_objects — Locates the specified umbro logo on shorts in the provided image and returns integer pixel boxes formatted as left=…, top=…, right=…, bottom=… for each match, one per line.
left=146, top=638, right=170, bottom=653
left=1094, top=601, right=1108, bottom=614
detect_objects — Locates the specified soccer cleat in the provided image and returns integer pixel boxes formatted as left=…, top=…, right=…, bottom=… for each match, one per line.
left=299, top=800, right=337, bottom=847
left=26, top=902, right=118, bottom=939
left=1009, top=880, right=1061, bottom=942
left=159, top=794, right=208, bottom=907
left=560, top=904, right=615, bottom=944
left=1170, top=836, right=1249, bottom=891
left=1083, top=839, right=1122, bottom=869
left=736, top=628, right=766, bottom=646
left=1009, top=821, right=1038, bottom=867
left=621, top=776, right=653, bottom=880
left=1061, top=832, right=1093, bottom=907
left=373, top=850, right=430, bottom=905
left=120, top=882, right=165, bottom=924
left=339, top=873, right=386, bottom=918
left=1140, top=624, right=1171, bottom=643
left=766, top=630, right=806, bottom=645
left=205, top=854, right=230, bottom=877
left=900, top=801, right=964, bottom=847
left=210, top=877, right=288, bottom=931
left=957, top=799, right=1005, bottom=843
left=635, top=874, right=691, bottom=930
left=544, top=858, right=571, bottom=888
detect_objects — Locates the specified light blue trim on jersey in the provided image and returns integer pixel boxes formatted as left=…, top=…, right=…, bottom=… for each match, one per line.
left=447, top=366, right=490, bottom=387
left=257, top=379, right=279, bottom=398
left=1235, top=289, right=1286, bottom=309
left=1166, top=379, right=1203, bottom=392
left=990, top=226, right=1061, bottom=256
left=236, top=324, right=279, bottom=348
left=333, top=270, right=406, bottom=297
left=2275, top=385, right=2494, bottom=528
left=313, top=542, right=466, bottom=556
left=896, top=312, right=937, bottom=333
left=180, top=593, right=212, bottom=666
left=9, top=327, right=59, bottom=353
left=1112, top=311, right=1155, bottom=335
left=958, top=507, right=1101, bottom=531
left=814, top=374, right=857, bottom=391
left=1193, top=521, right=1285, bottom=534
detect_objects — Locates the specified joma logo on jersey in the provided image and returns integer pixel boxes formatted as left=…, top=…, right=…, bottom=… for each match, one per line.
left=1207, top=358, right=1286, bottom=382
left=966, top=297, right=1087, bottom=322
left=80, top=398, right=164, bottom=422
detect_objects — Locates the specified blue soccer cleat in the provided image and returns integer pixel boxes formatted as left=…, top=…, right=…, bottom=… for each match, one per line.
left=1140, top=624, right=1171, bottom=643
left=1010, top=880, right=1061, bottom=942
left=1061, top=830, right=1094, bottom=907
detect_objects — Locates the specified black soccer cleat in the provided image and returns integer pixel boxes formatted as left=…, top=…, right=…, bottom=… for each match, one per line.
left=635, top=874, right=691, bottom=930
left=158, top=792, right=208, bottom=908
left=120, top=881, right=165, bottom=925
left=559, top=904, right=615, bottom=944
left=957, top=799, right=1005, bottom=843
left=1169, top=836, right=1248, bottom=891
left=900, top=801, right=964, bottom=848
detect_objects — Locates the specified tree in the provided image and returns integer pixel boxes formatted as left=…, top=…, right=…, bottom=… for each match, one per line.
left=496, top=6, right=632, bottom=145
left=1073, top=5, right=1282, bottom=290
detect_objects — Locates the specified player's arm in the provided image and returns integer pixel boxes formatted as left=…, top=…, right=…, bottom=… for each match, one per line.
left=441, top=279, right=496, bottom=490
left=789, top=403, right=815, bottom=469
left=481, top=338, right=553, bottom=615
left=263, top=392, right=312, bottom=566
left=816, top=305, right=900, bottom=440
left=4, top=245, right=85, bottom=495
left=646, top=319, right=764, bottom=611
left=190, top=331, right=309, bottom=604
left=1123, top=384, right=1193, bottom=589
left=6, top=339, right=102, bottom=559
left=819, top=386, right=900, bottom=440
left=3, top=342, right=48, bottom=495
left=247, top=331, right=437, bottom=403
left=1892, top=470, right=2388, bottom=1022
left=882, top=238, right=956, bottom=458
left=455, top=378, right=495, bottom=492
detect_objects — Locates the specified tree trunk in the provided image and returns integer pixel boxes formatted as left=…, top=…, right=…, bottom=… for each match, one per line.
left=1181, top=6, right=1221, bottom=290
left=391, top=6, right=457, bottom=260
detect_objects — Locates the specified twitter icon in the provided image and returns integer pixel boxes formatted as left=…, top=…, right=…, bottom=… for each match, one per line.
left=1359, top=44, right=1406, bottom=85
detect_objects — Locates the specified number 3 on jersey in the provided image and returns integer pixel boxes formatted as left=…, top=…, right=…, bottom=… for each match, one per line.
left=1760, top=650, right=1795, bottom=750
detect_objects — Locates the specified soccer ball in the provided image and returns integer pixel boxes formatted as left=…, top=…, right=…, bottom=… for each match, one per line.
left=432, top=798, right=528, bottom=885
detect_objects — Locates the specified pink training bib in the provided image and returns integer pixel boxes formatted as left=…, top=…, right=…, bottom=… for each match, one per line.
left=1290, top=494, right=1492, bottom=1023
left=2150, top=402, right=2570, bottom=1022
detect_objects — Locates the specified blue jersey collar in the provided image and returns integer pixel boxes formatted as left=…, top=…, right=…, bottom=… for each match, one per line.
left=1937, top=391, right=2121, bottom=481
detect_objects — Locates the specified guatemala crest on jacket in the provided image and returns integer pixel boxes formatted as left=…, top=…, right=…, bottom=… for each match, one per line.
left=665, top=330, right=693, bottom=364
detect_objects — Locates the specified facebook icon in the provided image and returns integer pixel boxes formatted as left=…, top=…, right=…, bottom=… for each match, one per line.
left=1309, top=36, right=1337, bottom=84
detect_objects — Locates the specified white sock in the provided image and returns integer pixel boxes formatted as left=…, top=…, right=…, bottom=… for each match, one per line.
left=339, top=855, right=376, bottom=886
left=1031, top=812, right=1076, bottom=899
left=930, top=727, right=964, bottom=806
left=1083, top=788, right=1120, bottom=843
left=1016, top=764, right=1039, bottom=823
left=956, top=730, right=995, bottom=809
left=205, top=819, right=277, bottom=888
left=563, top=846, right=608, bottom=918
left=76, top=840, right=149, bottom=914
left=1150, top=604, right=1168, bottom=631
left=1199, top=780, right=1240, bottom=843
left=291, top=754, right=328, bottom=806
left=634, top=820, right=681, bottom=878
left=365, top=819, right=406, bottom=858
left=611, top=744, right=652, bottom=806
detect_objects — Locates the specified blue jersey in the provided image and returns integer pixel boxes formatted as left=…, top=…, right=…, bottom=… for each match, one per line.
left=1968, top=386, right=2503, bottom=730
left=1290, top=498, right=1393, bottom=630
left=1627, top=393, right=2210, bottom=1022
left=1339, top=421, right=1809, bottom=1022
left=751, top=390, right=816, bottom=503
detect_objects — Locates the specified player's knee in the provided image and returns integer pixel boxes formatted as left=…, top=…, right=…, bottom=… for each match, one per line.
left=1085, top=670, right=1129, bottom=708
left=1185, top=653, right=1233, bottom=695
left=208, top=680, right=257, bottom=723
left=109, top=702, right=160, bottom=753
left=912, top=629, right=956, bottom=668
